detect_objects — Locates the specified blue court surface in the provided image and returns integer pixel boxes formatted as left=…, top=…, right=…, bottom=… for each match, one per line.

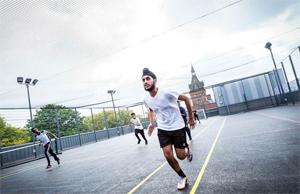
left=1, top=104, right=299, bottom=194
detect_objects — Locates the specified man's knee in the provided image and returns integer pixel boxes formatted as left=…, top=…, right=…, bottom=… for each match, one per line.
left=163, top=147, right=173, bottom=160
left=177, top=154, right=186, bottom=160
left=176, top=149, right=186, bottom=160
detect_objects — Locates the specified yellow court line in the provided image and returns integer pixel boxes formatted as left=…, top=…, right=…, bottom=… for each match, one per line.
left=127, top=117, right=219, bottom=194
left=127, top=162, right=167, bottom=194
left=190, top=117, right=227, bottom=194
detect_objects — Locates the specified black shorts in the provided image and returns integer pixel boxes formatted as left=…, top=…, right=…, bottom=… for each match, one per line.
left=157, top=127, right=187, bottom=149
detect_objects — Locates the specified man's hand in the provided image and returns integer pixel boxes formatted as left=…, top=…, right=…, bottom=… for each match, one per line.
left=147, top=123, right=155, bottom=136
left=188, top=117, right=196, bottom=129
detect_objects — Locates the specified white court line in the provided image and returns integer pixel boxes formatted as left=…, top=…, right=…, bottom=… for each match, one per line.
left=220, top=127, right=298, bottom=140
left=253, top=112, right=300, bottom=124
left=0, top=165, right=43, bottom=180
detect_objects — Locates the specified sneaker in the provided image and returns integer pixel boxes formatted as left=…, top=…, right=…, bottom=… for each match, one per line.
left=46, top=165, right=52, bottom=169
left=177, top=177, right=188, bottom=190
left=137, top=139, right=141, bottom=144
left=57, top=159, right=60, bottom=165
left=145, top=141, right=148, bottom=145
left=186, top=147, right=193, bottom=162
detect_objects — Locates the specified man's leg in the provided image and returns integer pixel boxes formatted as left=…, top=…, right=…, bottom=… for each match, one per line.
left=174, top=128, right=193, bottom=162
left=185, top=127, right=192, bottom=141
left=48, top=146, right=60, bottom=163
left=162, top=145, right=182, bottom=172
left=139, top=130, right=148, bottom=144
left=175, top=148, right=187, bottom=160
left=162, top=145, right=188, bottom=190
left=44, top=144, right=51, bottom=167
left=135, top=130, right=141, bottom=144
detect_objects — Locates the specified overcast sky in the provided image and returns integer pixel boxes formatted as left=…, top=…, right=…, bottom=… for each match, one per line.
left=1, top=0, right=300, bottom=126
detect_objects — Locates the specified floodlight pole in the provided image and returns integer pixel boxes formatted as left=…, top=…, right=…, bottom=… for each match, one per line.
left=265, top=42, right=285, bottom=103
left=17, top=77, right=38, bottom=158
left=26, top=84, right=33, bottom=123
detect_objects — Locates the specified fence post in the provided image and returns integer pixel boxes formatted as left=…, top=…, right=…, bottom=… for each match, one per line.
left=0, top=142, right=3, bottom=168
left=264, top=74, right=275, bottom=106
left=75, top=108, right=82, bottom=146
left=90, top=108, right=97, bottom=142
left=220, top=85, right=230, bottom=114
left=268, top=72, right=279, bottom=105
left=55, top=110, right=63, bottom=153
left=103, top=108, right=110, bottom=139
left=117, top=107, right=124, bottom=135
left=289, top=55, right=300, bottom=91
left=240, top=80, right=249, bottom=110
left=281, top=62, right=294, bottom=104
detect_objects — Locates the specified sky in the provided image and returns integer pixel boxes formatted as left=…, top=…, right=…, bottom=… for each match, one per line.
left=1, top=0, right=300, bottom=127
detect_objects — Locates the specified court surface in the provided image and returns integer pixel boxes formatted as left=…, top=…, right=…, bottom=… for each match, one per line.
left=1, top=104, right=299, bottom=194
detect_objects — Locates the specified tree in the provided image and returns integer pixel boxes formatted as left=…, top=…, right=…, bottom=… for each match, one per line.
left=0, top=117, right=31, bottom=147
left=83, top=109, right=132, bottom=131
left=27, top=104, right=86, bottom=136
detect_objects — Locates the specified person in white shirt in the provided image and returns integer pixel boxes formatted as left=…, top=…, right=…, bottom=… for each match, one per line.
left=31, top=128, right=60, bottom=169
left=129, top=112, right=148, bottom=145
left=142, top=68, right=195, bottom=190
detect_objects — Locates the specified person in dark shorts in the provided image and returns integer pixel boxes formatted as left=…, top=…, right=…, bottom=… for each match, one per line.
left=129, top=112, right=148, bottom=145
left=142, top=68, right=195, bottom=190
left=178, top=103, right=192, bottom=141
left=31, top=128, right=60, bottom=169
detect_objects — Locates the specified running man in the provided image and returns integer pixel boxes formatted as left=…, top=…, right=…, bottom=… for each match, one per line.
left=31, top=128, right=60, bottom=169
left=142, top=68, right=195, bottom=190
left=178, top=103, right=192, bottom=141
left=129, top=112, right=148, bottom=145
left=193, top=110, right=201, bottom=124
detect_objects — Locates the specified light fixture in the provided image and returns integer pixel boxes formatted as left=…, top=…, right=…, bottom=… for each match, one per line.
left=25, top=78, right=32, bottom=84
left=32, top=79, right=38, bottom=85
left=265, top=42, right=272, bottom=50
left=17, top=77, right=23, bottom=84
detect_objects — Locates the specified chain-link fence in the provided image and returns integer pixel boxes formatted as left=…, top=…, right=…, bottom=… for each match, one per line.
left=211, top=47, right=300, bottom=115
left=0, top=103, right=149, bottom=168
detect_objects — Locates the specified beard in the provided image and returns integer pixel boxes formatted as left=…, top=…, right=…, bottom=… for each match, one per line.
left=144, top=83, right=155, bottom=92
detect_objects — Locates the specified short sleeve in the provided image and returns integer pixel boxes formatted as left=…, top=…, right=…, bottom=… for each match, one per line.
left=167, top=91, right=179, bottom=101
left=143, top=99, right=149, bottom=109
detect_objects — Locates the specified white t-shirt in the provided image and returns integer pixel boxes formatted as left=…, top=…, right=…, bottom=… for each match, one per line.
left=130, top=117, right=144, bottom=130
left=143, top=89, right=185, bottom=131
left=36, top=131, right=50, bottom=146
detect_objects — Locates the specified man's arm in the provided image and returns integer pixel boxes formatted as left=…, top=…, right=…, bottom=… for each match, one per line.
left=47, top=131, right=58, bottom=139
left=178, top=94, right=195, bottom=129
left=147, top=109, right=156, bottom=136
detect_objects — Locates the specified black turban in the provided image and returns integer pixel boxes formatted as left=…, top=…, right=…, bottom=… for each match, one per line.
left=142, top=68, right=156, bottom=79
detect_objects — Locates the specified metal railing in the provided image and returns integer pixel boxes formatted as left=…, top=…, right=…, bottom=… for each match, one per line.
left=0, top=122, right=149, bottom=168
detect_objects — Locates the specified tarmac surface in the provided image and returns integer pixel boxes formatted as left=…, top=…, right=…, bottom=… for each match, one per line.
left=1, top=104, right=299, bottom=194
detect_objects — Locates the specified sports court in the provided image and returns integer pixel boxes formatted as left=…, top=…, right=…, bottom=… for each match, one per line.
left=1, top=104, right=299, bottom=194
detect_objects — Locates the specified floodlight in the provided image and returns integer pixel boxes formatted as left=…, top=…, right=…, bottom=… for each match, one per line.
left=17, top=77, right=23, bottom=84
left=32, top=79, right=38, bottom=85
left=25, top=78, right=32, bottom=84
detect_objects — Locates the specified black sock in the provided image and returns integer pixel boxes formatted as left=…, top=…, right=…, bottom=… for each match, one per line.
left=176, top=169, right=186, bottom=178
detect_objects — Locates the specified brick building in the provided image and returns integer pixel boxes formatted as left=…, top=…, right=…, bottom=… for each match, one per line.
left=188, top=66, right=217, bottom=110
